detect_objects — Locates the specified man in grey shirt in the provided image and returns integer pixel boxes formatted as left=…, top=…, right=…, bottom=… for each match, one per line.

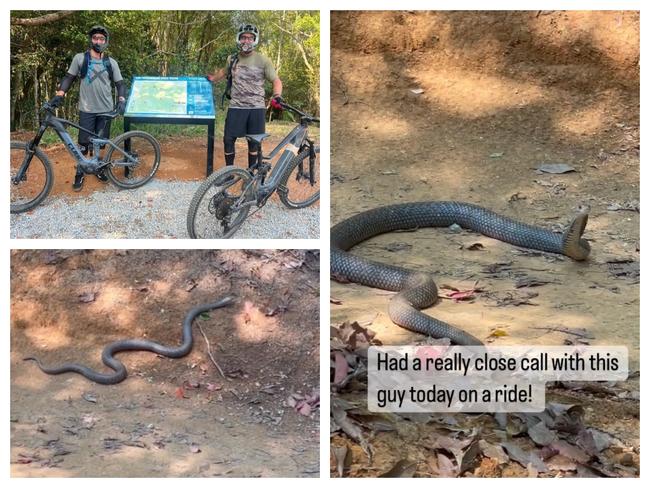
left=49, top=25, right=128, bottom=191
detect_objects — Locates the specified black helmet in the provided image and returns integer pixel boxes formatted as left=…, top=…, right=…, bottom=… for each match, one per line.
left=236, top=24, right=259, bottom=52
left=88, top=25, right=109, bottom=53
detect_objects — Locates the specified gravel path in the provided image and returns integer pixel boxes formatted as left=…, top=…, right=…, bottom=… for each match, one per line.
left=10, top=180, right=320, bottom=239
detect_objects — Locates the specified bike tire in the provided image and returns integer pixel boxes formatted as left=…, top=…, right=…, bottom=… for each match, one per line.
left=187, top=166, right=253, bottom=239
left=10, top=141, right=54, bottom=213
left=104, top=131, right=161, bottom=189
left=278, top=145, right=320, bottom=209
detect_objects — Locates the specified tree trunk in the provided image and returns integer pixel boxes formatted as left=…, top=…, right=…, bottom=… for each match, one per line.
left=33, top=66, right=39, bottom=129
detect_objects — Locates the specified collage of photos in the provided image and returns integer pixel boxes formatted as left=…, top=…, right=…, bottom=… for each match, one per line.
left=7, top=7, right=641, bottom=481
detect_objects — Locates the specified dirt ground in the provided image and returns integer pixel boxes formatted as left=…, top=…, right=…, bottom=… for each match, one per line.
left=10, top=250, right=319, bottom=477
left=330, top=11, right=639, bottom=477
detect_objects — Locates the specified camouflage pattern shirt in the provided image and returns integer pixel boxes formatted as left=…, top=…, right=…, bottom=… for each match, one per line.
left=227, top=51, right=278, bottom=109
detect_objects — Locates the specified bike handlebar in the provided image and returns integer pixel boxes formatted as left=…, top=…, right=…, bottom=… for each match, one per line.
left=41, top=102, right=120, bottom=119
left=279, top=101, right=319, bottom=124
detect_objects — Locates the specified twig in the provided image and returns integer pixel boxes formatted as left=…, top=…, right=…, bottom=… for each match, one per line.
left=196, top=323, right=225, bottom=378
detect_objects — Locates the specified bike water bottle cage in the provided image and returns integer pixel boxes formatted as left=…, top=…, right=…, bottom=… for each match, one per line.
left=80, top=51, right=114, bottom=84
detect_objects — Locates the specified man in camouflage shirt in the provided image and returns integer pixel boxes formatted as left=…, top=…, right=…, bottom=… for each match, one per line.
left=207, top=24, right=283, bottom=168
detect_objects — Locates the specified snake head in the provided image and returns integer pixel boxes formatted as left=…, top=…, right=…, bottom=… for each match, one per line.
left=562, top=213, right=590, bottom=261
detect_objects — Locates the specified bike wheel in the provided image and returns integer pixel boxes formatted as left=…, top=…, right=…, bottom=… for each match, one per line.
left=104, top=131, right=161, bottom=189
left=278, top=145, right=320, bottom=209
left=10, top=141, right=54, bottom=213
left=187, top=167, right=254, bottom=239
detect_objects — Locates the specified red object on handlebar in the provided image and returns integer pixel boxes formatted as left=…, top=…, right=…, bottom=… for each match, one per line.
left=270, top=98, right=283, bottom=110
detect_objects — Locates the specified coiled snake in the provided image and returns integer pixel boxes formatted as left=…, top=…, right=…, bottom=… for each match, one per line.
left=24, top=296, right=235, bottom=384
left=331, top=201, right=590, bottom=345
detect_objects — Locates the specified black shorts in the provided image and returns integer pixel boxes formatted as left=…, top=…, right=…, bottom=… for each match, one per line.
left=224, top=108, right=266, bottom=139
left=78, top=111, right=112, bottom=147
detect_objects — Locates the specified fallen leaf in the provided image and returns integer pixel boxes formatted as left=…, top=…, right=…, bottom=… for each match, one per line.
left=465, top=243, right=485, bottom=251
left=479, top=440, right=509, bottom=464
left=332, top=445, right=352, bottom=477
left=385, top=242, right=413, bottom=252
left=459, top=439, right=481, bottom=474
left=297, top=402, right=312, bottom=416
left=548, top=440, right=591, bottom=464
left=528, top=420, right=557, bottom=446
left=82, top=392, right=98, bottom=403
left=515, top=277, right=552, bottom=288
left=435, top=452, right=457, bottom=477
left=333, top=351, right=350, bottom=385
left=445, top=289, right=477, bottom=302
left=78, top=291, right=96, bottom=303
left=187, top=380, right=202, bottom=390
left=536, top=163, right=576, bottom=174
left=502, top=442, right=547, bottom=472
left=380, top=459, right=418, bottom=477
left=174, top=386, right=187, bottom=399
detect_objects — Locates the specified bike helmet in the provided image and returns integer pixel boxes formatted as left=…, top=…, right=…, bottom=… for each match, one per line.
left=236, top=23, right=259, bottom=52
left=88, top=25, right=110, bottom=53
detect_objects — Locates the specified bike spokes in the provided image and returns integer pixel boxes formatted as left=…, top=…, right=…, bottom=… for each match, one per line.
left=10, top=142, right=53, bottom=213
left=105, top=131, right=160, bottom=189
left=187, top=167, right=253, bottom=239
left=279, top=145, right=320, bottom=209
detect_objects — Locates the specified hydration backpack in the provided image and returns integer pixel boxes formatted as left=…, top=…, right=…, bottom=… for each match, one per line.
left=221, top=53, right=239, bottom=105
left=79, top=50, right=114, bottom=83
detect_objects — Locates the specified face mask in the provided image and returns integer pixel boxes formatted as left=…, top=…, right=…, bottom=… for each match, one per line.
left=91, top=42, right=107, bottom=53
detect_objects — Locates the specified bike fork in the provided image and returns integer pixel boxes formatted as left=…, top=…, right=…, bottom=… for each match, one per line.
left=307, top=142, right=316, bottom=185
left=12, top=131, right=44, bottom=184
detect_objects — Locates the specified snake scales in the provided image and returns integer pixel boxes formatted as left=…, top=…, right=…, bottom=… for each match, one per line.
left=24, top=296, right=235, bottom=384
left=331, top=201, right=590, bottom=345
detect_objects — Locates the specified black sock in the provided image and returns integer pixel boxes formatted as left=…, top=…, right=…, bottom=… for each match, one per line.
left=225, top=152, right=235, bottom=166
left=248, top=152, right=258, bottom=168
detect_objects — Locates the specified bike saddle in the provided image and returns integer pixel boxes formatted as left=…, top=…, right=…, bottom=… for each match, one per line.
left=245, top=133, right=270, bottom=144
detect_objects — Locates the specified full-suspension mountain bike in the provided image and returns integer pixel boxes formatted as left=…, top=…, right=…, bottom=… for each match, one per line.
left=10, top=101, right=161, bottom=213
left=187, top=101, right=319, bottom=239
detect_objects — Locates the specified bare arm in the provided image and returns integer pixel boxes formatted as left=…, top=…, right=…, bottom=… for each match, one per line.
left=272, top=77, right=283, bottom=97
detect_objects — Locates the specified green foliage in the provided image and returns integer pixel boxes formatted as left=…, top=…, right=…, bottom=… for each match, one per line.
left=10, top=10, right=320, bottom=131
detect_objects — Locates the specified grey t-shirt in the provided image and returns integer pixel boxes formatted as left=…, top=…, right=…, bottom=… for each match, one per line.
left=67, top=52, right=123, bottom=113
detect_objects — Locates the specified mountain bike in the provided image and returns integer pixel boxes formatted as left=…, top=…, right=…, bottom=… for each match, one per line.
left=187, top=101, right=319, bottom=239
left=10, top=101, right=161, bottom=213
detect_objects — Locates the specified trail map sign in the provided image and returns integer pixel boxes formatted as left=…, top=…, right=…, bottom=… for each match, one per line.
left=124, top=76, right=216, bottom=174
left=125, top=76, right=215, bottom=118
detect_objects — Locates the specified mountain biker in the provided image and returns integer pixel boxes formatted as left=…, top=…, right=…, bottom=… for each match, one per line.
left=206, top=23, right=283, bottom=169
left=48, top=25, right=127, bottom=191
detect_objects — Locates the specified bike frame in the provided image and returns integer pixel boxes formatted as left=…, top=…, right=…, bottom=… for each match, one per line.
left=254, top=123, right=310, bottom=202
left=12, top=109, right=135, bottom=184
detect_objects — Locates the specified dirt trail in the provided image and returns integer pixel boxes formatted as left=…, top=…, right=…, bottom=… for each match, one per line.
left=11, top=250, right=319, bottom=477
left=330, top=11, right=639, bottom=477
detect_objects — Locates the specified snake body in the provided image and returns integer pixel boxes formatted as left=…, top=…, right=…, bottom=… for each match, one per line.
left=24, top=296, right=235, bottom=385
left=331, top=201, right=590, bottom=345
